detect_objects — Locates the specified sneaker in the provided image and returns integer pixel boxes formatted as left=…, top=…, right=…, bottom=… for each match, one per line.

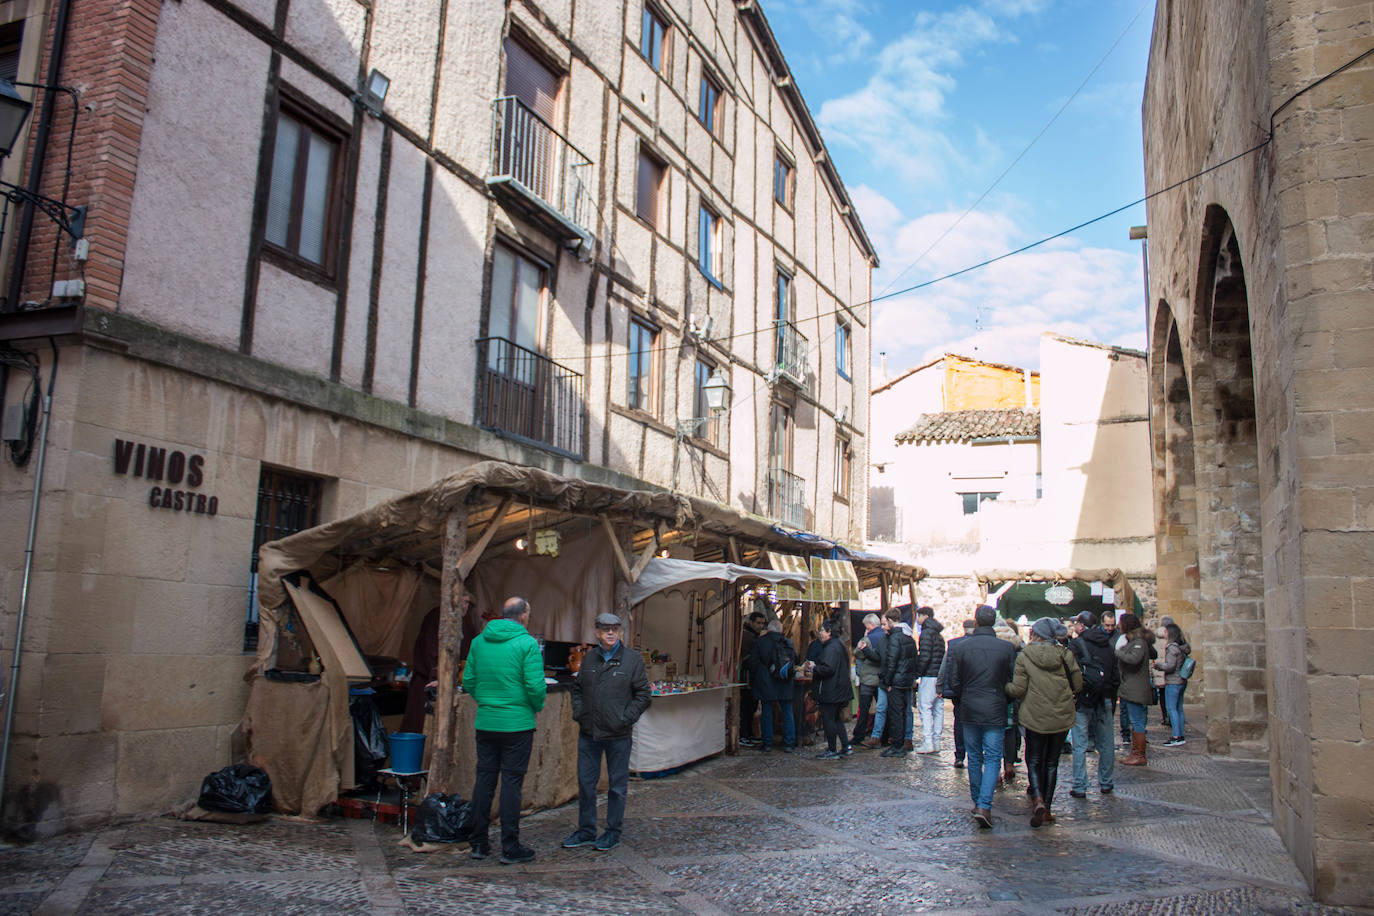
left=469, top=841, right=491, bottom=860
left=972, top=808, right=993, bottom=829
left=562, top=831, right=596, bottom=849
left=499, top=844, right=536, bottom=865
left=878, top=746, right=901, bottom=757
left=1069, top=789, right=1086, bottom=799
left=953, top=758, right=965, bottom=769
left=740, top=737, right=761, bottom=748
left=594, top=832, right=620, bottom=851
left=1165, top=737, right=1186, bottom=747
left=1100, top=786, right=1114, bottom=795
left=916, top=742, right=937, bottom=754
left=814, top=750, right=840, bottom=760
left=781, top=745, right=794, bottom=754
left=840, top=745, right=855, bottom=757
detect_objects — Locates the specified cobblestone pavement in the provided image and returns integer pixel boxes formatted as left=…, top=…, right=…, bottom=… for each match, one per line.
left=2, top=725, right=1369, bottom=915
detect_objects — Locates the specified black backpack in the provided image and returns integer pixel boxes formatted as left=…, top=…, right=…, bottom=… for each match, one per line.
left=768, top=637, right=798, bottom=679
left=1073, top=642, right=1108, bottom=704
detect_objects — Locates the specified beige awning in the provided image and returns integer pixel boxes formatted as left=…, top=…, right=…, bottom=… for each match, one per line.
left=769, top=553, right=861, bottom=603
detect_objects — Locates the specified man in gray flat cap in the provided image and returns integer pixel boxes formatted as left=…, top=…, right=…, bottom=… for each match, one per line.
left=564, top=612, right=651, bottom=851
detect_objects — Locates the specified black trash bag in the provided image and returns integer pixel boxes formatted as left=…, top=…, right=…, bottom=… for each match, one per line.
left=350, top=694, right=389, bottom=787
left=198, top=764, right=272, bottom=814
left=410, top=793, right=474, bottom=844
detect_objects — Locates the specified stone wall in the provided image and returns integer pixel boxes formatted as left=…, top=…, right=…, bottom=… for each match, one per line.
left=1141, top=0, right=1374, bottom=903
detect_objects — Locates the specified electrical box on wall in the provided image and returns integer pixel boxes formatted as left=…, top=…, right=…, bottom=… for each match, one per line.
left=2, top=403, right=25, bottom=442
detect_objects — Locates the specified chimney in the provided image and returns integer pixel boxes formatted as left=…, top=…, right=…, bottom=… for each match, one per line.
left=880, top=351, right=888, bottom=380
left=1023, top=368, right=1033, bottom=408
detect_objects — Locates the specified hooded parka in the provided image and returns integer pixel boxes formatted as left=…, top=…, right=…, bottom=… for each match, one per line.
left=1005, top=641, right=1082, bottom=734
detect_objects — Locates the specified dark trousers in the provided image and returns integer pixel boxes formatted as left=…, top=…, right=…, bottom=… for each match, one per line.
left=576, top=734, right=631, bottom=839
left=819, top=701, right=848, bottom=751
left=1004, top=701, right=1022, bottom=764
left=1024, top=729, right=1069, bottom=809
left=740, top=685, right=759, bottom=739
left=469, top=728, right=534, bottom=855
left=885, top=688, right=912, bottom=748
left=852, top=684, right=878, bottom=742
left=952, top=701, right=965, bottom=761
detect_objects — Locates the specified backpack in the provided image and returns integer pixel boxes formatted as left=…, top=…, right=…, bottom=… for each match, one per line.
left=767, top=637, right=798, bottom=679
left=1073, top=643, right=1108, bottom=704
left=1178, top=655, right=1196, bottom=680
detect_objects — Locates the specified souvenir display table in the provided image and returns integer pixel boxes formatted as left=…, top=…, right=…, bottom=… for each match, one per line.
left=629, top=682, right=737, bottom=774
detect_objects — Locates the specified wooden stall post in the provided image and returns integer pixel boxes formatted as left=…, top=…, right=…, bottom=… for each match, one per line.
left=879, top=571, right=890, bottom=617
left=430, top=510, right=467, bottom=793
left=908, top=578, right=918, bottom=611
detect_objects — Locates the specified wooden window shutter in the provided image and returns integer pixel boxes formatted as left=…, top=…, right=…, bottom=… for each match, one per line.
left=504, top=37, right=561, bottom=124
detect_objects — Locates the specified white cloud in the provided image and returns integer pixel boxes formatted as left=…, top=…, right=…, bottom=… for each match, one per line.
left=769, top=0, right=875, bottom=63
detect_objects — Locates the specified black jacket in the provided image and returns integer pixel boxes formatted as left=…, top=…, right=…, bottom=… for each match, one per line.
left=880, top=627, right=917, bottom=689
left=571, top=644, right=652, bottom=741
left=914, top=618, right=945, bottom=677
left=747, top=631, right=797, bottom=703
left=944, top=626, right=1017, bottom=726
left=811, top=637, right=853, bottom=705
left=1070, top=625, right=1121, bottom=705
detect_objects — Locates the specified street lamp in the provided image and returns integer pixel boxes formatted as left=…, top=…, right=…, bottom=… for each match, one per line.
left=0, top=80, right=33, bottom=159
left=672, top=368, right=732, bottom=492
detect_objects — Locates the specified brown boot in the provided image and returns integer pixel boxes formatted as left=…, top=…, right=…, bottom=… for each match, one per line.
left=903, top=740, right=914, bottom=751
left=1121, top=731, right=1148, bottom=766
left=1029, top=796, right=1046, bottom=828
left=1002, top=761, right=1016, bottom=783
left=860, top=737, right=881, bottom=749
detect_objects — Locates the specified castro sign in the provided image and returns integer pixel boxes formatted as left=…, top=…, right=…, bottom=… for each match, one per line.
left=113, top=439, right=220, bottom=516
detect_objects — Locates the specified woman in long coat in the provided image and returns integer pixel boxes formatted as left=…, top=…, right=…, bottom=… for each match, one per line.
left=809, top=618, right=854, bottom=759
left=1006, top=617, right=1082, bottom=827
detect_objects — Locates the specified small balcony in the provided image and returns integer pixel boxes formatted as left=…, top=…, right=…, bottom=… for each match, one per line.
left=488, top=97, right=595, bottom=257
left=767, top=466, right=807, bottom=529
left=771, top=320, right=808, bottom=388
left=476, top=337, right=586, bottom=459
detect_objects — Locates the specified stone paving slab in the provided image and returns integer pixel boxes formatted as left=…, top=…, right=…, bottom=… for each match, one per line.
left=1079, top=815, right=1308, bottom=888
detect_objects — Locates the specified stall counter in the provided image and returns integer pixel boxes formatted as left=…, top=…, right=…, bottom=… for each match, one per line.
left=629, top=684, right=735, bottom=774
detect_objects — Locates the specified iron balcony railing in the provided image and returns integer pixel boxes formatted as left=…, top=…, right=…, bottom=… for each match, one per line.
left=489, top=96, right=595, bottom=238
left=476, top=337, right=586, bottom=458
left=767, top=466, right=807, bottom=529
left=771, top=319, right=808, bottom=388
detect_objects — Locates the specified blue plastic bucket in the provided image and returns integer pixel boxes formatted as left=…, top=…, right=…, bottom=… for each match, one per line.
left=388, top=732, right=426, bottom=774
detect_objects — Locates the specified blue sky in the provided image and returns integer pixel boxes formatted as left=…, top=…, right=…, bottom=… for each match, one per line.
left=764, top=0, right=1156, bottom=375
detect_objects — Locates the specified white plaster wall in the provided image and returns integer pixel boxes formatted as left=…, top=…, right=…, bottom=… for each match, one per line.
left=371, top=140, right=428, bottom=403
left=279, top=58, right=353, bottom=124
left=431, top=1, right=504, bottom=176
left=367, top=0, right=442, bottom=132
left=572, top=0, right=623, bottom=79
left=120, top=0, right=268, bottom=348
left=284, top=0, right=367, bottom=87
left=252, top=262, right=336, bottom=378
left=339, top=119, right=384, bottom=389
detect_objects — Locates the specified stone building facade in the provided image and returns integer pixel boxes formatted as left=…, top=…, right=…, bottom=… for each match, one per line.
left=1141, top=0, right=1372, bottom=903
left=0, top=0, right=874, bottom=836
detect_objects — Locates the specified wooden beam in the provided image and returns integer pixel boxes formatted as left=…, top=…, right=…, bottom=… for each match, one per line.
left=457, top=496, right=511, bottom=579
left=908, top=578, right=918, bottom=610
left=630, top=525, right=659, bottom=582
left=728, top=536, right=741, bottom=564
left=878, top=570, right=890, bottom=615
left=430, top=509, right=467, bottom=794
left=601, top=516, right=632, bottom=582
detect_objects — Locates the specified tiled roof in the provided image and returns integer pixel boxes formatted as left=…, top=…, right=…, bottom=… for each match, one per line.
left=896, top=408, right=1041, bottom=444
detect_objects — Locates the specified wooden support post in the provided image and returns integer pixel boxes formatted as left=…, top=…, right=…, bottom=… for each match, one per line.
left=430, top=510, right=467, bottom=793
left=727, top=536, right=742, bottom=565
left=908, top=578, right=918, bottom=611
left=601, top=516, right=632, bottom=582
left=879, top=571, right=890, bottom=616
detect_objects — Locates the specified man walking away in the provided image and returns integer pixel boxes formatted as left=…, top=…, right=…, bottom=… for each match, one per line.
left=748, top=620, right=799, bottom=752
left=564, top=612, right=651, bottom=852
left=945, top=605, right=1017, bottom=828
left=914, top=607, right=945, bottom=753
left=852, top=614, right=886, bottom=746
left=738, top=611, right=767, bottom=747
left=878, top=609, right=917, bottom=758
left=463, top=596, right=547, bottom=864
left=937, top=618, right=975, bottom=766
left=1069, top=611, right=1118, bottom=798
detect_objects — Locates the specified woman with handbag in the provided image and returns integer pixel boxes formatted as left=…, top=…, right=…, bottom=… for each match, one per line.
left=1005, top=617, right=1082, bottom=828
left=1153, top=623, right=1189, bottom=747
left=809, top=618, right=854, bottom=759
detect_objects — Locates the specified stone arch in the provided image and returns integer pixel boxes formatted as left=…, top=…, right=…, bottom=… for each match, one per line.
left=1149, top=300, right=1202, bottom=700
left=1189, top=205, right=1267, bottom=756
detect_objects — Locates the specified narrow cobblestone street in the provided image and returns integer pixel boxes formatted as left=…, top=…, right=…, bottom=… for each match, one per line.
left=1, top=730, right=1366, bottom=916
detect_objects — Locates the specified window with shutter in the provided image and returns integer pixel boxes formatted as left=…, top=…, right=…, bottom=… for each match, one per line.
left=637, top=148, right=666, bottom=227
left=263, top=97, right=344, bottom=273
left=503, top=36, right=562, bottom=124
left=0, top=22, right=23, bottom=84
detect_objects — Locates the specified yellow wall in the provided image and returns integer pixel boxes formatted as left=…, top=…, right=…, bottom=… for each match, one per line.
left=944, top=355, right=1040, bottom=410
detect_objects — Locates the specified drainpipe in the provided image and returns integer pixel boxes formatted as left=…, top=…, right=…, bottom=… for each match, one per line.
left=5, top=0, right=75, bottom=312
left=0, top=340, right=56, bottom=822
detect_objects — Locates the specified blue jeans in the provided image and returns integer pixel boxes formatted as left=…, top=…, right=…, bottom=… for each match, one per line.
left=871, top=686, right=888, bottom=738
left=1164, top=684, right=1185, bottom=739
left=576, top=734, right=631, bottom=838
left=963, top=723, right=1005, bottom=810
left=1123, top=699, right=1148, bottom=734
left=1072, top=699, right=1115, bottom=792
left=758, top=699, right=795, bottom=749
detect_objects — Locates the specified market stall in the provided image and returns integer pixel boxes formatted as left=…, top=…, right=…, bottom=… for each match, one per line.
left=240, top=460, right=924, bottom=817
left=976, top=568, right=1143, bottom=622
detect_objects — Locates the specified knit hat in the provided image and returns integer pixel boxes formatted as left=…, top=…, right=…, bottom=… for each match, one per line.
left=1031, top=617, right=1062, bottom=640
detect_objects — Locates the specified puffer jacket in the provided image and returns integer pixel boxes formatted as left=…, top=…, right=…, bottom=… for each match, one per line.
left=914, top=618, right=945, bottom=677
left=571, top=643, right=651, bottom=741
left=811, top=636, right=854, bottom=705
left=748, top=631, right=797, bottom=703
left=462, top=618, right=547, bottom=732
left=1156, top=640, right=1190, bottom=686
left=880, top=626, right=917, bottom=689
left=1005, top=641, right=1082, bottom=734
left=1116, top=628, right=1157, bottom=705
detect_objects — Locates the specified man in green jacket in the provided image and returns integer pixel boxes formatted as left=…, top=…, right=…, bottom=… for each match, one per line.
left=462, top=596, right=547, bottom=864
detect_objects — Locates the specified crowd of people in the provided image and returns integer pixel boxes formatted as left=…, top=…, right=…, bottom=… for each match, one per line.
left=739, top=601, right=1194, bottom=829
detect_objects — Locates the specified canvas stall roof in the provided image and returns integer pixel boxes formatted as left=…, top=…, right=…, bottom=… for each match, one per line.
left=896, top=408, right=1040, bottom=444
left=770, top=553, right=861, bottom=603
left=256, top=460, right=925, bottom=613
left=974, top=568, right=1137, bottom=613
left=630, top=558, right=808, bottom=605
